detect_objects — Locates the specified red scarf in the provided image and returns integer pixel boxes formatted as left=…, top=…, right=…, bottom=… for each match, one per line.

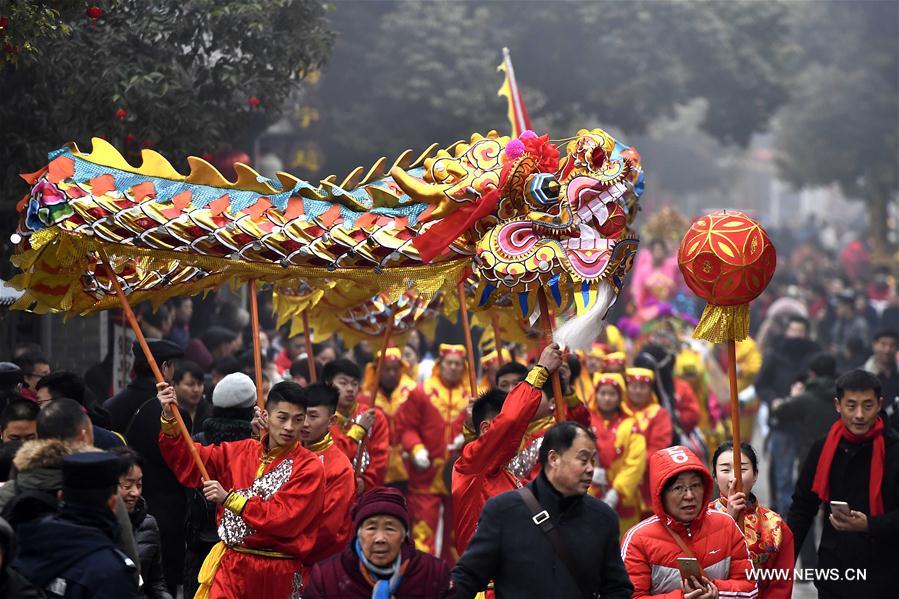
left=811, top=418, right=885, bottom=516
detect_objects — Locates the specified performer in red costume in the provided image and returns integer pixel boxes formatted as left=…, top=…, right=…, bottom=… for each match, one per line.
left=324, top=358, right=389, bottom=492
left=395, top=344, right=470, bottom=561
left=506, top=360, right=592, bottom=483
left=297, top=383, right=356, bottom=572
left=157, top=380, right=325, bottom=599
left=452, top=343, right=564, bottom=555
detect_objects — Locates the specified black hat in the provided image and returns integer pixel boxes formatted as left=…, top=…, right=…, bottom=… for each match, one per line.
left=132, top=338, right=183, bottom=368
left=62, top=452, right=121, bottom=492
left=0, top=362, right=23, bottom=387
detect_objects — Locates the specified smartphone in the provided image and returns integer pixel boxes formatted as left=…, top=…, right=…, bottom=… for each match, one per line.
left=830, top=501, right=850, bottom=515
left=677, top=557, right=702, bottom=583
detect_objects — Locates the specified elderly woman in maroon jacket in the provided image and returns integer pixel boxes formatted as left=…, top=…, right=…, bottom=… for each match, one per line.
left=305, top=487, right=455, bottom=599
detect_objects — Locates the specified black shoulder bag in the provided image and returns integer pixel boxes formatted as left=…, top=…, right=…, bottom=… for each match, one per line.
left=517, top=487, right=595, bottom=599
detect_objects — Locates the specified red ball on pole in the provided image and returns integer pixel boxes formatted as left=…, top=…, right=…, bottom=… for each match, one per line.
left=677, top=210, right=776, bottom=342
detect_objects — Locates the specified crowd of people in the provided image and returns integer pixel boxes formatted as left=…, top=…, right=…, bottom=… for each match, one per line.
left=0, top=221, right=896, bottom=598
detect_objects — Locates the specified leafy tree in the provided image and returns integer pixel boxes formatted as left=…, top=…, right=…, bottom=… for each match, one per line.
left=1, top=0, right=333, bottom=202
left=292, top=0, right=793, bottom=179
left=773, top=0, right=898, bottom=260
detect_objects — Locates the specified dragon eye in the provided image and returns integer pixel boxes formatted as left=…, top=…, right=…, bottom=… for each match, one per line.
left=525, top=173, right=560, bottom=206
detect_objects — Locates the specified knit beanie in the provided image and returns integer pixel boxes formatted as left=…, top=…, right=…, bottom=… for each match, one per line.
left=212, top=372, right=257, bottom=409
left=352, top=487, right=410, bottom=532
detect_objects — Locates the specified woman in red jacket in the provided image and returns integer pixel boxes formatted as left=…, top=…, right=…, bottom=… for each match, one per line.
left=710, top=442, right=794, bottom=599
left=621, top=445, right=757, bottom=598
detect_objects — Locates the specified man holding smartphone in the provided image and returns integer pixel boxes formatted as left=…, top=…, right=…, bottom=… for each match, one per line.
left=788, top=369, right=899, bottom=597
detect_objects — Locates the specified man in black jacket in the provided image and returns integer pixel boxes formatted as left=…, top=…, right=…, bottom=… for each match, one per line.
left=103, top=339, right=182, bottom=434
left=788, top=369, right=899, bottom=598
left=772, top=352, right=839, bottom=465
left=13, top=452, right=139, bottom=598
left=756, top=315, right=820, bottom=513
left=452, top=421, right=633, bottom=598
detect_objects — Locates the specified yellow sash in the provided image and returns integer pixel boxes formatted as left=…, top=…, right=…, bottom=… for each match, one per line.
left=194, top=541, right=227, bottom=599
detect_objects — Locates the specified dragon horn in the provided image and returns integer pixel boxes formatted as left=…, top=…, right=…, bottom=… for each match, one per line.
left=389, top=166, right=453, bottom=204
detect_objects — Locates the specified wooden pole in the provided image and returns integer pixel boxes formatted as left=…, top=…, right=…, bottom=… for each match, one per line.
left=248, top=280, right=265, bottom=409
left=537, top=288, right=566, bottom=421
left=100, top=255, right=209, bottom=481
left=727, top=339, right=744, bottom=529
left=457, top=280, right=479, bottom=398
left=355, top=303, right=396, bottom=478
left=491, top=313, right=504, bottom=367
left=301, top=311, right=317, bottom=383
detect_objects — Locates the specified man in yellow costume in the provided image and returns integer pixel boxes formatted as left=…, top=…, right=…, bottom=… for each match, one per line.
left=361, top=347, right=418, bottom=488
left=394, top=344, right=471, bottom=562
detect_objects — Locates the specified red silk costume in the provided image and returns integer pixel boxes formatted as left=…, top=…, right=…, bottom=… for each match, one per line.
left=507, top=393, right=591, bottom=482
left=302, top=433, right=356, bottom=570
left=395, top=346, right=469, bottom=561
left=711, top=497, right=795, bottom=599
left=158, top=423, right=324, bottom=599
left=452, top=368, right=546, bottom=555
left=331, top=401, right=389, bottom=492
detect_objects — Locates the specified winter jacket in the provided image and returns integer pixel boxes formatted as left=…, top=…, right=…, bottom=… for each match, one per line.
left=13, top=503, right=139, bottom=598
left=788, top=419, right=899, bottom=597
left=104, top=376, right=158, bottom=434
left=0, top=439, right=141, bottom=586
left=0, top=439, right=69, bottom=515
left=192, top=411, right=254, bottom=447
left=621, top=446, right=757, bottom=598
left=0, top=516, right=44, bottom=599
left=771, top=376, right=838, bottom=463
left=0, top=568, right=45, bottom=599
left=129, top=498, right=171, bottom=599
left=453, top=471, right=634, bottom=599
left=120, top=396, right=190, bottom=590
left=755, top=337, right=820, bottom=406
left=305, top=541, right=454, bottom=599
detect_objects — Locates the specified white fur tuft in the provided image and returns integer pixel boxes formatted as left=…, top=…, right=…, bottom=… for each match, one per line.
left=552, top=283, right=617, bottom=352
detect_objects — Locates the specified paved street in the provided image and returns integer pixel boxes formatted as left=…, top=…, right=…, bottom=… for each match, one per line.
left=751, top=429, right=817, bottom=599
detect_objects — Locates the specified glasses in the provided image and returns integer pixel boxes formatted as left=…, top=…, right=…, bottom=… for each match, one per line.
left=666, top=482, right=704, bottom=497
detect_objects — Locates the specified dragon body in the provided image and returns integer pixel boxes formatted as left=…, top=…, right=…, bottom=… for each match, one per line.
left=12, top=127, right=644, bottom=330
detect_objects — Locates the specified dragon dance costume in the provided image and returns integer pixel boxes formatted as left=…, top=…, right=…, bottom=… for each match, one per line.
left=588, top=372, right=647, bottom=534
left=158, top=420, right=324, bottom=599
left=623, top=367, right=674, bottom=517
left=301, top=433, right=356, bottom=577
left=395, top=344, right=470, bottom=561
left=331, top=400, right=389, bottom=492
left=361, top=347, right=418, bottom=486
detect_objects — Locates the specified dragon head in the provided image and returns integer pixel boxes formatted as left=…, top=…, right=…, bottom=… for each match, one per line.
left=392, top=128, right=644, bottom=325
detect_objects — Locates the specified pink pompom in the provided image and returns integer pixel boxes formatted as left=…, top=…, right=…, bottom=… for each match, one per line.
left=519, top=130, right=538, bottom=140
left=505, top=139, right=525, bottom=159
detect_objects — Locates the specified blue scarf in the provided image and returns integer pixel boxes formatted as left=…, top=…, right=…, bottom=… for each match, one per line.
left=355, top=538, right=404, bottom=599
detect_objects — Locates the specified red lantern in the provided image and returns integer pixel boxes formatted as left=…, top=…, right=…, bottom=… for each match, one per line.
left=86, top=6, right=103, bottom=30
left=677, top=211, right=776, bottom=342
